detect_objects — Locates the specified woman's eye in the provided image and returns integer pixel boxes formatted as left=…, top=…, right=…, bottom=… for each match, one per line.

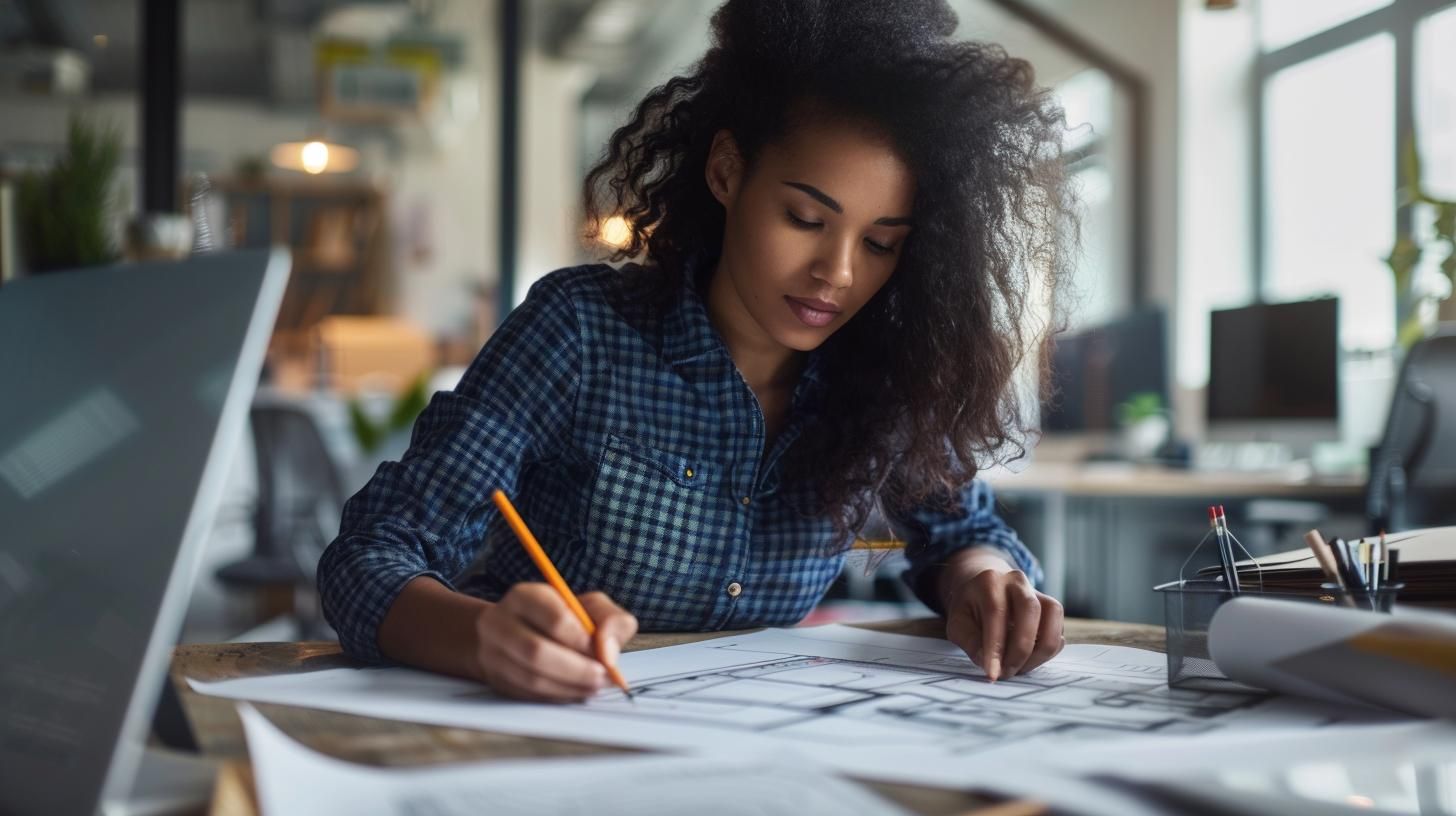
left=865, top=238, right=896, bottom=256
left=786, top=211, right=822, bottom=229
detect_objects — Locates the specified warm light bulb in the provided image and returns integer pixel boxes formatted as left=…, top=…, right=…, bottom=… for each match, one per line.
left=301, top=141, right=330, bottom=174
left=598, top=215, right=632, bottom=248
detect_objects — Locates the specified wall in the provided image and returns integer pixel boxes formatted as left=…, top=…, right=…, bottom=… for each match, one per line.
left=1175, top=0, right=1259, bottom=438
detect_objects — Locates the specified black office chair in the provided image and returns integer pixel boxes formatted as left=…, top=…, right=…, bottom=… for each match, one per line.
left=1368, top=325, right=1456, bottom=533
left=215, top=403, right=343, bottom=636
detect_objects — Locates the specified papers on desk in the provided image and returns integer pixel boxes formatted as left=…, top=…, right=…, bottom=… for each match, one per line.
left=235, top=703, right=910, bottom=816
left=1203, top=525, right=1456, bottom=607
left=190, top=625, right=1376, bottom=790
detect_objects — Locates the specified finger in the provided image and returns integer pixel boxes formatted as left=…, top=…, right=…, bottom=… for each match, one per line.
left=974, top=575, right=1009, bottom=682
left=495, top=619, right=606, bottom=692
left=505, top=583, right=592, bottom=654
left=1001, top=577, right=1042, bottom=679
left=487, top=651, right=602, bottom=703
left=580, top=592, right=639, bottom=664
left=1020, top=595, right=1066, bottom=675
left=945, top=602, right=984, bottom=669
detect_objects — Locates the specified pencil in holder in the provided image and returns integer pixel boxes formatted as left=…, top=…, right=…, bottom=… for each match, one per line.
left=1153, top=522, right=1266, bottom=691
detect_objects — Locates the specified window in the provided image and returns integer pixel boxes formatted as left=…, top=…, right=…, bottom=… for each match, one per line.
left=1263, top=35, right=1394, bottom=349
left=1259, top=0, right=1393, bottom=50
left=1258, top=0, right=1456, bottom=352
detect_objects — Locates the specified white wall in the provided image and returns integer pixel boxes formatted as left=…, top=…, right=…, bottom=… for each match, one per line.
left=1176, top=0, right=1258, bottom=427
left=515, top=53, right=598, bottom=304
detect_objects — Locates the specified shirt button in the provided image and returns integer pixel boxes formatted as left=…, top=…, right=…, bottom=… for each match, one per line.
left=726, top=581, right=743, bottom=598
left=741, top=496, right=751, bottom=506
left=684, top=467, right=695, bottom=479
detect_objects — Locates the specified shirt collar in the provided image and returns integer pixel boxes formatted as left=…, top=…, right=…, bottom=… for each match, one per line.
left=661, top=261, right=726, bottom=367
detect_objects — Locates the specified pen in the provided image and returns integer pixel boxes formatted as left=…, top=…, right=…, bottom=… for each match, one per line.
left=491, top=489, right=635, bottom=700
left=1209, top=505, right=1240, bottom=593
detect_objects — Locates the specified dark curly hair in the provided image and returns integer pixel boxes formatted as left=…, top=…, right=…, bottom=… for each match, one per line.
left=582, top=0, right=1077, bottom=540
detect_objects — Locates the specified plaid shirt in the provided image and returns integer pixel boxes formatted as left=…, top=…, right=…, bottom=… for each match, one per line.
left=318, top=263, right=1041, bottom=663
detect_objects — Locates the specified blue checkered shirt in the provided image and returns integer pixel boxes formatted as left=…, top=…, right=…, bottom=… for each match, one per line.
left=318, top=263, right=1041, bottom=663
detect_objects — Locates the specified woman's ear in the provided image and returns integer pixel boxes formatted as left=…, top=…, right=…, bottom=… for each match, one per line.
left=705, top=129, right=745, bottom=208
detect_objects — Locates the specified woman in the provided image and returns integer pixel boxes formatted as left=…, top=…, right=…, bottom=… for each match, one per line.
left=319, top=0, right=1077, bottom=702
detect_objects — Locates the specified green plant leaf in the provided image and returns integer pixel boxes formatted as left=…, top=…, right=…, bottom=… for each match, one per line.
left=348, top=399, right=384, bottom=454
left=1398, top=313, right=1429, bottom=349
left=1401, top=135, right=1425, bottom=204
left=388, top=372, right=432, bottom=432
left=1385, top=236, right=1422, bottom=293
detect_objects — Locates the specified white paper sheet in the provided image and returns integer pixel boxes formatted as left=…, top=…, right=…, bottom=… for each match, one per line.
left=192, top=625, right=1373, bottom=789
left=1209, top=597, right=1456, bottom=716
left=236, top=703, right=910, bottom=816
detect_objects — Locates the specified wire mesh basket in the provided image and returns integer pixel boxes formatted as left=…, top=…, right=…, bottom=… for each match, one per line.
left=1155, top=517, right=1405, bottom=689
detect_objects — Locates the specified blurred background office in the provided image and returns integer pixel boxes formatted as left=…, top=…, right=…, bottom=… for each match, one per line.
left=1, top=0, right=1454, bottom=639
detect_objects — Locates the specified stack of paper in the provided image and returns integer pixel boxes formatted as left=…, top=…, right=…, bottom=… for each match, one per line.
left=1201, top=526, right=1456, bottom=607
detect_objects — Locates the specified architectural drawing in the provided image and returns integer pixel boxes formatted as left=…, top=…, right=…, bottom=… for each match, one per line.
left=193, top=625, right=1355, bottom=788
left=581, top=637, right=1274, bottom=755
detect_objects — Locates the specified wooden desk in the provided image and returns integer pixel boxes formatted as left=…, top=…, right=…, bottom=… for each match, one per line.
left=172, top=617, right=1164, bottom=816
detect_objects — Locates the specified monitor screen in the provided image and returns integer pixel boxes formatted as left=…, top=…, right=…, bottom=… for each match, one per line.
left=1207, top=298, right=1339, bottom=423
left=1042, top=308, right=1168, bottom=432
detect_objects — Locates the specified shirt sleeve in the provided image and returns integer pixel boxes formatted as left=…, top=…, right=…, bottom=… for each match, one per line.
left=888, top=478, right=1043, bottom=615
left=317, top=273, right=582, bottom=663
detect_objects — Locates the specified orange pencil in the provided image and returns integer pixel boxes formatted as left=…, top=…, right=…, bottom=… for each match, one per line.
left=490, top=489, right=635, bottom=699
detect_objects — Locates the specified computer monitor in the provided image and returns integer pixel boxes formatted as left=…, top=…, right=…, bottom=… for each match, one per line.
left=0, top=249, right=288, bottom=815
left=1205, top=297, right=1339, bottom=453
left=1042, top=307, right=1169, bottom=433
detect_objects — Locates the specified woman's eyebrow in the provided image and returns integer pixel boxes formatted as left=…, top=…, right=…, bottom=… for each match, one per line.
left=782, top=181, right=912, bottom=226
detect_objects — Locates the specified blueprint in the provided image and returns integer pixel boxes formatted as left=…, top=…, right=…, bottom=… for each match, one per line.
left=191, top=625, right=1365, bottom=788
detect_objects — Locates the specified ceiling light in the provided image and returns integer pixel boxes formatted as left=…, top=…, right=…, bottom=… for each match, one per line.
left=270, top=140, right=360, bottom=175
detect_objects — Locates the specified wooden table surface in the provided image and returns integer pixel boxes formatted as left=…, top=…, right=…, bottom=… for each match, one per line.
left=174, top=617, right=1165, bottom=816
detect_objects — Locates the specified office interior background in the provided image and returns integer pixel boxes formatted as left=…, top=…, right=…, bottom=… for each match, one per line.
left=1, top=0, right=1454, bottom=640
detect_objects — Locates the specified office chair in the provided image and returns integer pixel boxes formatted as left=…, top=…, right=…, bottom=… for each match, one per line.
left=1367, top=325, right=1456, bottom=533
left=215, top=403, right=343, bottom=636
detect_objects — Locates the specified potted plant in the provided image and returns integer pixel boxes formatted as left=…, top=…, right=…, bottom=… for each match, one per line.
left=1387, top=138, right=1456, bottom=348
left=16, top=114, right=123, bottom=274
left=1117, top=391, right=1169, bottom=461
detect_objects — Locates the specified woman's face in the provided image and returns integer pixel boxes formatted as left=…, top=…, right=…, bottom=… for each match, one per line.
left=706, top=118, right=915, bottom=355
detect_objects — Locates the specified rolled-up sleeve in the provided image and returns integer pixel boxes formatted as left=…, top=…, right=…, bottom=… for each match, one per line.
left=317, top=274, right=582, bottom=663
left=890, top=478, right=1043, bottom=615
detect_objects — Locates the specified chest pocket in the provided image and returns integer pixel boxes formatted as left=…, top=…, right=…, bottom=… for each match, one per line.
left=580, top=433, right=716, bottom=626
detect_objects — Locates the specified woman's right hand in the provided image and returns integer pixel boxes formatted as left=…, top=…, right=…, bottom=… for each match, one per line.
left=469, top=583, right=639, bottom=702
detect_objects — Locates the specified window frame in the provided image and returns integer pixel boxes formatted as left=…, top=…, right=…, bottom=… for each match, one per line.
left=1253, top=0, right=1456, bottom=298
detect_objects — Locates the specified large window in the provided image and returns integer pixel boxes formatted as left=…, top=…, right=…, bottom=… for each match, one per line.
left=1258, top=0, right=1456, bottom=351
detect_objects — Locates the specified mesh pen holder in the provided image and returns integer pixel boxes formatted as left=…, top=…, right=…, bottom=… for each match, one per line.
left=1154, top=528, right=1404, bottom=690
left=1153, top=525, right=1265, bottom=691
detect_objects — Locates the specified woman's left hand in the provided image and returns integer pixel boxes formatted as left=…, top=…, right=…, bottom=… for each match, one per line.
left=938, top=547, right=1065, bottom=681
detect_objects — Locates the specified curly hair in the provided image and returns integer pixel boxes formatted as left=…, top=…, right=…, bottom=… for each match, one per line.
left=582, top=0, right=1077, bottom=539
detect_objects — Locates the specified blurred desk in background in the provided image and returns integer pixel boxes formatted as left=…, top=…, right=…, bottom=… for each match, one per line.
left=984, top=462, right=1366, bottom=624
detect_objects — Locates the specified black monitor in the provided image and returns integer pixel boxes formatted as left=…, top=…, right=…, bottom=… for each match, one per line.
left=1206, top=297, right=1339, bottom=445
left=1042, top=308, right=1168, bottom=433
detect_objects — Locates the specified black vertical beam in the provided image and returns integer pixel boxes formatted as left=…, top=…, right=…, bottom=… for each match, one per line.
left=140, top=0, right=182, bottom=214
left=1394, top=3, right=1416, bottom=242
left=498, top=0, right=522, bottom=323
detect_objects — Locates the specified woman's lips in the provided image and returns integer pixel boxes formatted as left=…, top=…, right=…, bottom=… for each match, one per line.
left=785, top=296, right=841, bottom=328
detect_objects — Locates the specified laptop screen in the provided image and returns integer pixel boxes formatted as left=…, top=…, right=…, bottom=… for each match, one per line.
left=0, top=250, right=287, bottom=815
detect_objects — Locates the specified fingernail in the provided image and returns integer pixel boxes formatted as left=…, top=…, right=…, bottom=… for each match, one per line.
left=987, top=657, right=1001, bottom=683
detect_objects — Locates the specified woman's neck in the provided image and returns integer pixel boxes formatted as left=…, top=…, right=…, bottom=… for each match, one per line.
left=705, top=261, right=804, bottom=394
